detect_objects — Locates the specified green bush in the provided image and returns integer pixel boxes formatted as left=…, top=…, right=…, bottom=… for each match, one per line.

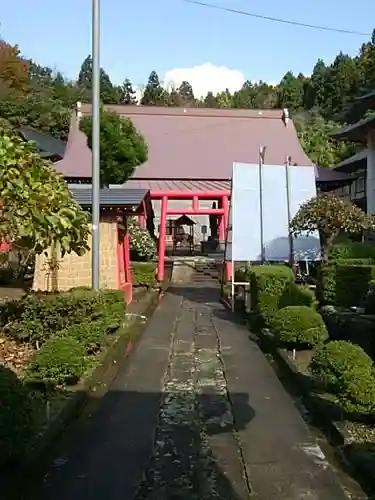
left=336, top=264, right=375, bottom=308
left=364, top=279, right=375, bottom=314
left=131, top=261, right=156, bottom=287
left=26, top=336, right=87, bottom=387
left=329, top=242, right=375, bottom=262
left=271, top=305, right=328, bottom=347
left=279, top=282, right=316, bottom=309
left=250, top=265, right=293, bottom=324
left=128, top=217, right=156, bottom=262
left=5, top=288, right=125, bottom=346
left=316, top=262, right=375, bottom=307
left=60, top=319, right=107, bottom=353
left=310, top=340, right=375, bottom=414
left=321, top=309, right=375, bottom=359
left=0, top=366, right=35, bottom=464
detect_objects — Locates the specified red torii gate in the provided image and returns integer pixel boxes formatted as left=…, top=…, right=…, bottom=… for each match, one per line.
left=150, top=190, right=230, bottom=282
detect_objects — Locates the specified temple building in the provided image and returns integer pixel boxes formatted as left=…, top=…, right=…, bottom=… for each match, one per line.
left=332, top=91, right=375, bottom=213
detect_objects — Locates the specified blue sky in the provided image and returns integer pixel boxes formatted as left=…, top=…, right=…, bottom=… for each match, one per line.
left=2, top=0, right=374, bottom=96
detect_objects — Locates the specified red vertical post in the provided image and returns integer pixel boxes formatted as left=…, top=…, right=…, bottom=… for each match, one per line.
left=158, top=196, right=168, bottom=282
left=222, top=195, right=229, bottom=237
left=117, top=237, right=125, bottom=288
left=124, top=232, right=132, bottom=284
left=138, top=201, right=147, bottom=228
left=222, top=195, right=231, bottom=281
left=192, top=195, right=199, bottom=211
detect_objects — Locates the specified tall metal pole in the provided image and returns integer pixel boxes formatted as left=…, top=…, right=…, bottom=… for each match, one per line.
left=259, top=146, right=266, bottom=263
left=285, top=155, right=294, bottom=265
left=92, top=0, right=100, bottom=289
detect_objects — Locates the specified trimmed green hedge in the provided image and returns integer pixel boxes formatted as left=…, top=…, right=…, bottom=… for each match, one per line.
left=249, top=265, right=316, bottom=325
left=317, top=261, right=375, bottom=307
left=250, top=265, right=293, bottom=324
left=321, top=308, right=375, bottom=359
left=271, top=305, right=328, bottom=348
left=131, top=261, right=156, bottom=287
left=25, top=336, right=88, bottom=388
left=310, top=340, right=375, bottom=414
left=329, top=242, right=375, bottom=262
left=4, top=289, right=126, bottom=347
left=279, top=282, right=316, bottom=310
left=0, top=287, right=129, bottom=467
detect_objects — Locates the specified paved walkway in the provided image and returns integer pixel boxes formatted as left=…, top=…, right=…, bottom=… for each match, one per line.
left=23, top=285, right=349, bottom=500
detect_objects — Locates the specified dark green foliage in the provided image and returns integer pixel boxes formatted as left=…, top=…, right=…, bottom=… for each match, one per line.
left=79, top=109, right=148, bottom=186
left=249, top=265, right=294, bottom=324
left=321, top=309, right=375, bottom=359
left=119, top=78, right=137, bottom=104
left=271, top=305, right=328, bottom=347
left=131, top=262, right=156, bottom=287
left=60, top=319, right=107, bottom=353
left=0, top=366, right=34, bottom=464
left=77, top=55, right=120, bottom=104
left=310, top=341, right=375, bottom=414
left=279, top=282, right=316, bottom=309
left=364, top=279, right=375, bottom=314
left=141, top=71, right=166, bottom=106
left=5, top=288, right=126, bottom=346
left=25, top=336, right=87, bottom=387
left=317, top=262, right=375, bottom=307
left=336, top=264, right=375, bottom=307
left=329, top=242, right=375, bottom=261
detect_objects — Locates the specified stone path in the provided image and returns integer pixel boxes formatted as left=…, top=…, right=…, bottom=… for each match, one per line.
left=20, top=284, right=350, bottom=500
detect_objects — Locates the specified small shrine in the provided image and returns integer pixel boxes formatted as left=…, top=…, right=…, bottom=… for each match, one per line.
left=172, top=215, right=195, bottom=254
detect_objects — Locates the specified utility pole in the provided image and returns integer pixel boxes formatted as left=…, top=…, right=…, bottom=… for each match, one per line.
left=92, top=0, right=100, bottom=289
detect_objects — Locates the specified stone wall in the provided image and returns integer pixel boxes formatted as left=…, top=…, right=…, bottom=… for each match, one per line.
left=33, top=220, right=118, bottom=292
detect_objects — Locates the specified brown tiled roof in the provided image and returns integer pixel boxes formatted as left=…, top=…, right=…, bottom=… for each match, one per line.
left=55, top=105, right=313, bottom=180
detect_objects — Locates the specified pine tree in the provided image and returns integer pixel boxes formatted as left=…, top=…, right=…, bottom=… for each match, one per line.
left=141, top=70, right=166, bottom=105
left=204, top=91, right=218, bottom=108
left=77, top=55, right=119, bottom=104
left=119, top=78, right=137, bottom=104
left=177, top=80, right=195, bottom=105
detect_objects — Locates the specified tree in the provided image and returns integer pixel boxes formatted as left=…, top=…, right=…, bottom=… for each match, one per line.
left=79, top=109, right=148, bottom=186
left=0, top=95, right=71, bottom=140
left=119, top=78, right=137, bottom=104
left=0, top=40, right=29, bottom=93
left=277, top=71, right=305, bottom=111
left=77, top=55, right=119, bottom=104
left=290, top=194, right=375, bottom=265
left=141, top=71, right=166, bottom=106
left=0, top=132, right=89, bottom=257
left=177, top=80, right=195, bottom=105
left=203, top=91, right=218, bottom=108
left=297, top=115, right=355, bottom=169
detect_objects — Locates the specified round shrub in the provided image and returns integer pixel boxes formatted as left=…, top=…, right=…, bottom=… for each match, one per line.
left=271, top=305, right=328, bottom=347
left=310, top=340, right=375, bottom=414
left=25, top=336, right=87, bottom=387
left=310, top=340, right=374, bottom=391
left=0, top=366, right=34, bottom=464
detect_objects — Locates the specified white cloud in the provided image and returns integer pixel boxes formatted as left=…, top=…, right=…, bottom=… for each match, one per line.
left=163, top=62, right=245, bottom=99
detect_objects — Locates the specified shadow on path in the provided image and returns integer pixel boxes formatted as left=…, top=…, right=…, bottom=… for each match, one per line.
left=12, top=390, right=255, bottom=500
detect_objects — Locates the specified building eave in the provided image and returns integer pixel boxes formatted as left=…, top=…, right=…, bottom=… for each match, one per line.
left=331, top=115, right=375, bottom=143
